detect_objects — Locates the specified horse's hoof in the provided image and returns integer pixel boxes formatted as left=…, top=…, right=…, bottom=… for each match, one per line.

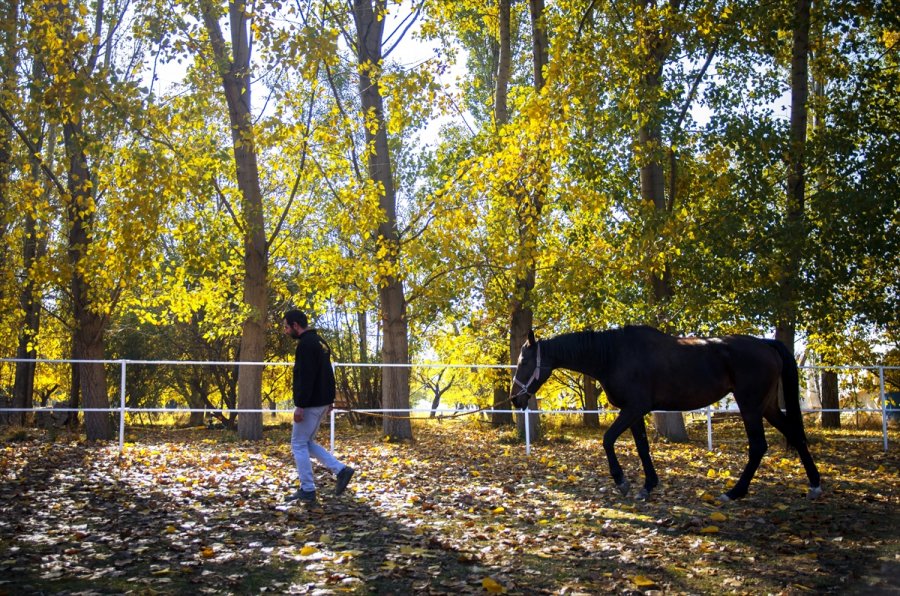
left=807, top=485, right=823, bottom=500
left=616, top=480, right=631, bottom=496
left=717, top=493, right=732, bottom=504
left=637, top=488, right=650, bottom=501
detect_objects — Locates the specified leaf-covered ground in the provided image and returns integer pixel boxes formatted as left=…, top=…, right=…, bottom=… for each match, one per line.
left=1, top=419, right=898, bottom=595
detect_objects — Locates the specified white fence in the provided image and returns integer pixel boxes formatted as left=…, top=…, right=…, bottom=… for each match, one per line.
left=0, top=359, right=896, bottom=454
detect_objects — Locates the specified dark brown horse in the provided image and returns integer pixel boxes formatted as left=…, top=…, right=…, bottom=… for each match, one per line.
left=510, top=326, right=822, bottom=501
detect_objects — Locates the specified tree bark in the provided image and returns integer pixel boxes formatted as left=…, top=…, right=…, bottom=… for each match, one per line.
left=776, top=0, right=811, bottom=359
left=820, top=370, right=840, bottom=428
left=352, top=0, right=412, bottom=440
left=509, top=0, right=549, bottom=441
left=200, top=0, right=268, bottom=440
left=636, top=0, right=687, bottom=442
left=64, top=119, right=111, bottom=440
left=491, top=0, right=515, bottom=427
left=0, top=0, right=18, bottom=319
left=12, top=59, right=49, bottom=427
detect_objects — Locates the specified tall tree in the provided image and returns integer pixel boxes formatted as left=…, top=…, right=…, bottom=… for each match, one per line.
left=198, top=0, right=268, bottom=440
left=633, top=0, right=691, bottom=441
left=39, top=0, right=116, bottom=439
left=775, top=0, right=811, bottom=356
left=12, top=63, right=53, bottom=426
left=511, top=0, right=549, bottom=440
left=350, top=0, right=412, bottom=439
left=0, top=0, right=18, bottom=304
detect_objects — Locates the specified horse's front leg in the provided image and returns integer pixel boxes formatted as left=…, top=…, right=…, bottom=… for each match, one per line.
left=630, top=416, right=659, bottom=499
left=603, top=411, right=640, bottom=496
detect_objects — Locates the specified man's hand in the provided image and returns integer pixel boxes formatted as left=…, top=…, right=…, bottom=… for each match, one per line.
left=293, top=407, right=304, bottom=423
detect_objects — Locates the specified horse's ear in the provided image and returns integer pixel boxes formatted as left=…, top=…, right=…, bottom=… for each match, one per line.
left=527, top=330, right=536, bottom=346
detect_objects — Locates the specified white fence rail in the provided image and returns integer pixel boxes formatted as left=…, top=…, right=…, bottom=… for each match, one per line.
left=0, top=359, right=896, bottom=454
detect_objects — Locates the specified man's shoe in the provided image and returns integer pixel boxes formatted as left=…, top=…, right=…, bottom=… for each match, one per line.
left=286, top=489, right=316, bottom=504
left=334, top=466, right=354, bottom=496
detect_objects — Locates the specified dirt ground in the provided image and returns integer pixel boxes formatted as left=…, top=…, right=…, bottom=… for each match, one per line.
left=1, top=420, right=898, bottom=594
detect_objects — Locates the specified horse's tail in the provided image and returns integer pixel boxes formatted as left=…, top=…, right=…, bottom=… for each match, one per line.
left=765, top=338, right=808, bottom=444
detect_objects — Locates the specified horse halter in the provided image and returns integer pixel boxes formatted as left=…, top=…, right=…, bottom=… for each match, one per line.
left=512, top=341, right=545, bottom=400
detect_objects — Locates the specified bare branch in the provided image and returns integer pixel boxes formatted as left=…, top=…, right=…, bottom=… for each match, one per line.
left=383, top=0, right=425, bottom=59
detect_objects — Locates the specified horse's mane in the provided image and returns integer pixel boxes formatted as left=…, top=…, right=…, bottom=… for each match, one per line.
left=543, top=330, right=615, bottom=370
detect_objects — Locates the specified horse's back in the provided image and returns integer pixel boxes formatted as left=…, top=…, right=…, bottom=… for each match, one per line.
left=608, top=327, right=779, bottom=412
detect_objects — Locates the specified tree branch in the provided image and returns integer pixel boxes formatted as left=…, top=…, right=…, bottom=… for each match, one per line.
left=383, top=0, right=425, bottom=59
left=211, top=177, right=244, bottom=233
left=0, top=103, right=67, bottom=196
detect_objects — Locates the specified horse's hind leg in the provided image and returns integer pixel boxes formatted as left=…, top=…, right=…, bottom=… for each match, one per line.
left=723, top=413, right=768, bottom=501
left=763, top=408, right=822, bottom=499
left=630, top=416, right=659, bottom=499
left=603, top=410, right=641, bottom=496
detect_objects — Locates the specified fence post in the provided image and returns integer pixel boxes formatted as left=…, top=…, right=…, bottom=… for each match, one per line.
left=524, top=408, right=531, bottom=456
left=119, top=360, right=127, bottom=453
left=330, top=407, right=336, bottom=454
left=706, top=406, right=713, bottom=451
left=880, top=366, right=888, bottom=452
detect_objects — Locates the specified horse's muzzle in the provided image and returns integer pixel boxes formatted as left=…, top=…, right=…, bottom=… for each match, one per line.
left=511, top=392, right=531, bottom=410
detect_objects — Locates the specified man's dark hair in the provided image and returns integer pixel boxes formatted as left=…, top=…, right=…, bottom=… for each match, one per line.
left=284, top=310, right=308, bottom=328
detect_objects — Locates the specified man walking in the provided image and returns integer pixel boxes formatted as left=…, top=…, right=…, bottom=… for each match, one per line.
left=282, top=310, right=354, bottom=504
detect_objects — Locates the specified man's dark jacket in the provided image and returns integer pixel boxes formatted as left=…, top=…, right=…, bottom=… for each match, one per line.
left=292, top=329, right=336, bottom=408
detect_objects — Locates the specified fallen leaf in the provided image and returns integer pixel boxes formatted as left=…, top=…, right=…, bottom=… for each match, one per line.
left=482, top=577, right=506, bottom=593
left=632, top=575, right=658, bottom=588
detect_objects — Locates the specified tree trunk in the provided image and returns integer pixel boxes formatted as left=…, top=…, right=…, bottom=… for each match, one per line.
left=357, top=310, right=379, bottom=425
left=13, top=209, right=39, bottom=425
left=352, top=0, right=412, bottom=440
left=0, top=0, right=18, bottom=318
left=492, top=365, right=513, bottom=426
left=820, top=370, right=840, bottom=428
left=66, top=340, right=80, bottom=428
left=64, top=118, right=111, bottom=441
left=12, top=63, right=50, bottom=427
left=776, top=0, right=810, bottom=361
left=582, top=374, right=600, bottom=429
left=508, top=0, right=549, bottom=441
left=200, top=0, right=268, bottom=440
left=494, top=0, right=511, bottom=130
left=490, top=0, right=514, bottom=427
left=636, top=1, right=687, bottom=442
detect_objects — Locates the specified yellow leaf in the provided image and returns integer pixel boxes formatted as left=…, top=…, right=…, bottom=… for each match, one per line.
left=700, top=492, right=717, bottom=503
left=632, top=575, right=658, bottom=588
left=491, top=506, right=505, bottom=514
left=709, top=512, right=727, bottom=522
left=700, top=526, right=720, bottom=534
left=200, top=547, right=215, bottom=558
left=300, top=545, right=318, bottom=556
left=707, top=469, right=717, bottom=478
left=482, top=577, right=506, bottom=593
left=164, top=525, right=177, bottom=534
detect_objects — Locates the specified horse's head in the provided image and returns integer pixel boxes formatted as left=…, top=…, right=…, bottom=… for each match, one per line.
left=510, top=330, right=551, bottom=409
